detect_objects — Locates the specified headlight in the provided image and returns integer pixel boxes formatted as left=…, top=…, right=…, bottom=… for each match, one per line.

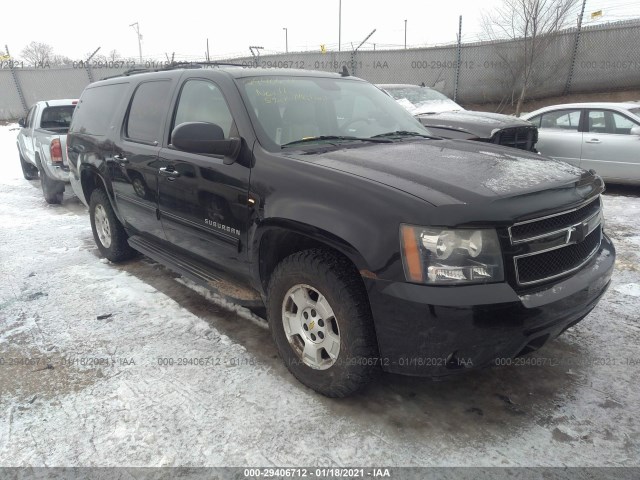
left=400, top=224, right=504, bottom=285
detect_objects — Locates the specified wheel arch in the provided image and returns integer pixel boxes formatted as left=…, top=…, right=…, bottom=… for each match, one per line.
left=252, top=219, right=371, bottom=293
left=80, top=165, right=122, bottom=222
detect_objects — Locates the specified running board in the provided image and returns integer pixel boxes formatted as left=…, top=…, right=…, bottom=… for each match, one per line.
left=128, top=235, right=264, bottom=308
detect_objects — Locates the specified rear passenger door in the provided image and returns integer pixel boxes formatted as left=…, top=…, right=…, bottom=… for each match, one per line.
left=157, top=78, right=251, bottom=274
left=530, top=109, right=583, bottom=166
left=581, top=109, right=640, bottom=182
left=112, top=80, right=174, bottom=239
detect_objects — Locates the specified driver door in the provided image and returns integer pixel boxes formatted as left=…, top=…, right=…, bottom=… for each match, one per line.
left=158, top=78, right=251, bottom=275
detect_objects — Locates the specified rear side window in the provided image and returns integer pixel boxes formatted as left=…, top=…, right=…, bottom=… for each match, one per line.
left=25, top=106, right=36, bottom=128
left=71, top=83, right=128, bottom=136
left=126, top=80, right=172, bottom=144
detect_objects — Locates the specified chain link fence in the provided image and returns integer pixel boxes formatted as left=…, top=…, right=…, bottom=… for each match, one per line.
left=1, top=19, right=639, bottom=120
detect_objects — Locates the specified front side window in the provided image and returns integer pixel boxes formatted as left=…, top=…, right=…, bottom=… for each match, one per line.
left=172, top=79, right=234, bottom=139
left=238, top=76, right=429, bottom=149
left=588, top=110, right=639, bottom=135
left=126, top=80, right=172, bottom=143
left=611, top=112, right=638, bottom=134
left=540, top=110, right=581, bottom=131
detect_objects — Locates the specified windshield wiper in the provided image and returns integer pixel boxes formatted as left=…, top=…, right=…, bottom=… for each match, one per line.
left=371, top=130, right=441, bottom=140
left=281, top=135, right=392, bottom=148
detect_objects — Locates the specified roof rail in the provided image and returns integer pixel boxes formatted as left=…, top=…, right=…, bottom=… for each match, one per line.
left=100, top=61, right=246, bottom=80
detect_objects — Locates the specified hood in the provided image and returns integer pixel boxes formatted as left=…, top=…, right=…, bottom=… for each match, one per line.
left=417, top=111, right=534, bottom=138
left=289, top=139, right=585, bottom=206
left=396, top=98, right=463, bottom=115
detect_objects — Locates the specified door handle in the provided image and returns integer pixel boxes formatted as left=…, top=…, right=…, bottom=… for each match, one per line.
left=113, top=154, right=129, bottom=164
left=585, top=139, right=601, bottom=144
left=159, top=167, right=181, bottom=179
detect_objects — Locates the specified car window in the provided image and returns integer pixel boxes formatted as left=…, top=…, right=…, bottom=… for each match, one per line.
left=172, top=80, right=234, bottom=140
left=540, top=110, right=581, bottom=131
left=611, top=112, right=638, bottom=133
left=126, top=80, right=172, bottom=143
left=527, top=115, right=541, bottom=127
left=384, top=86, right=462, bottom=114
left=588, top=110, right=639, bottom=135
left=71, top=82, right=129, bottom=136
left=587, top=111, right=607, bottom=133
left=40, top=106, right=75, bottom=130
left=25, top=106, right=36, bottom=128
left=240, top=76, right=428, bottom=149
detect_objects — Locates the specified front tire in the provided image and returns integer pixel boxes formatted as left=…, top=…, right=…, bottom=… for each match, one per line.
left=89, top=189, right=136, bottom=262
left=267, top=249, right=379, bottom=397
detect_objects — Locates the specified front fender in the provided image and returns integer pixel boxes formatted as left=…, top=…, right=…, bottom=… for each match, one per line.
left=248, top=148, right=434, bottom=284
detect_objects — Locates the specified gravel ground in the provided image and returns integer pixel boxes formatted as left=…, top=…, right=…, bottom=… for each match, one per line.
left=0, top=124, right=639, bottom=468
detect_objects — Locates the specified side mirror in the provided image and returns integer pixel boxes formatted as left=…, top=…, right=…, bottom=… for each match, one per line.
left=18, top=118, right=25, bottom=128
left=171, top=122, right=241, bottom=164
left=630, top=125, right=640, bottom=136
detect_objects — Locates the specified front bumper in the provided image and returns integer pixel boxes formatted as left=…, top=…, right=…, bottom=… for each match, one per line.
left=366, top=234, right=615, bottom=376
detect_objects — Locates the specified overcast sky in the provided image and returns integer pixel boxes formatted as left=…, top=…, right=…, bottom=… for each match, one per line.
left=2, top=0, right=639, bottom=62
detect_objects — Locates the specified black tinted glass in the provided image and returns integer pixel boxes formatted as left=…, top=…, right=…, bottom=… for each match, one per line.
left=126, top=81, right=172, bottom=143
left=70, top=83, right=128, bottom=136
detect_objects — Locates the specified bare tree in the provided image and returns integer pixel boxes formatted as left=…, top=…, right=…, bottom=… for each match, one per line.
left=20, top=41, right=54, bottom=66
left=108, top=49, right=122, bottom=61
left=51, top=54, right=74, bottom=66
left=482, top=0, right=580, bottom=115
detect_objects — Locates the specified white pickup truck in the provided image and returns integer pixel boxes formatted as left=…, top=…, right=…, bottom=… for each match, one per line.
left=16, top=99, right=77, bottom=203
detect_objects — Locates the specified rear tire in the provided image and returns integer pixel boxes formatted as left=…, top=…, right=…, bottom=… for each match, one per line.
left=89, top=189, right=137, bottom=262
left=267, top=249, right=379, bottom=397
left=36, top=159, right=64, bottom=204
left=19, top=153, right=39, bottom=180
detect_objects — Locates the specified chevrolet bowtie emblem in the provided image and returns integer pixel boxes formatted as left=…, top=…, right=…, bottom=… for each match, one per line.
left=567, top=222, right=588, bottom=244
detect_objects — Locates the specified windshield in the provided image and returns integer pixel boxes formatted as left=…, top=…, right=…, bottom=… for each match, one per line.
left=629, top=107, right=640, bottom=118
left=383, top=86, right=463, bottom=115
left=238, top=76, right=431, bottom=149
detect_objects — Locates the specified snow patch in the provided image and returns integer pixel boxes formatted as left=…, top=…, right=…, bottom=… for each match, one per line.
left=614, top=283, right=640, bottom=297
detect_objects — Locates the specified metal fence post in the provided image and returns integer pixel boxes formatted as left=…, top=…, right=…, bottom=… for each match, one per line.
left=564, top=0, right=586, bottom=95
left=350, top=49, right=357, bottom=76
left=85, top=63, right=94, bottom=83
left=5, top=45, right=28, bottom=117
left=453, top=16, right=462, bottom=102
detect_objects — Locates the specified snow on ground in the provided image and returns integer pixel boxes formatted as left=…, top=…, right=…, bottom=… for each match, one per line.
left=0, top=123, right=639, bottom=467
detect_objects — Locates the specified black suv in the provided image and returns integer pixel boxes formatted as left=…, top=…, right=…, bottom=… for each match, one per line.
left=67, top=66, right=615, bottom=397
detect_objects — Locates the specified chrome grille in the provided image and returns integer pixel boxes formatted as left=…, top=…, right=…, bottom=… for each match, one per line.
left=510, top=197, right=603, bottom=286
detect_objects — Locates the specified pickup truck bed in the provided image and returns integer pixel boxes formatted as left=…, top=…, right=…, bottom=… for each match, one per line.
left=16, top=99, right=77, bottom=203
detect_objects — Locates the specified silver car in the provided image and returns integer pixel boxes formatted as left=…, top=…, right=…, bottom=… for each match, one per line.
left=522, top=102, right=640, bottom=185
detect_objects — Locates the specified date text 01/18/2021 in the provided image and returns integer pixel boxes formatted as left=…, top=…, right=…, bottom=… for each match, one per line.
left=243, top=468, right=391, bottom=478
